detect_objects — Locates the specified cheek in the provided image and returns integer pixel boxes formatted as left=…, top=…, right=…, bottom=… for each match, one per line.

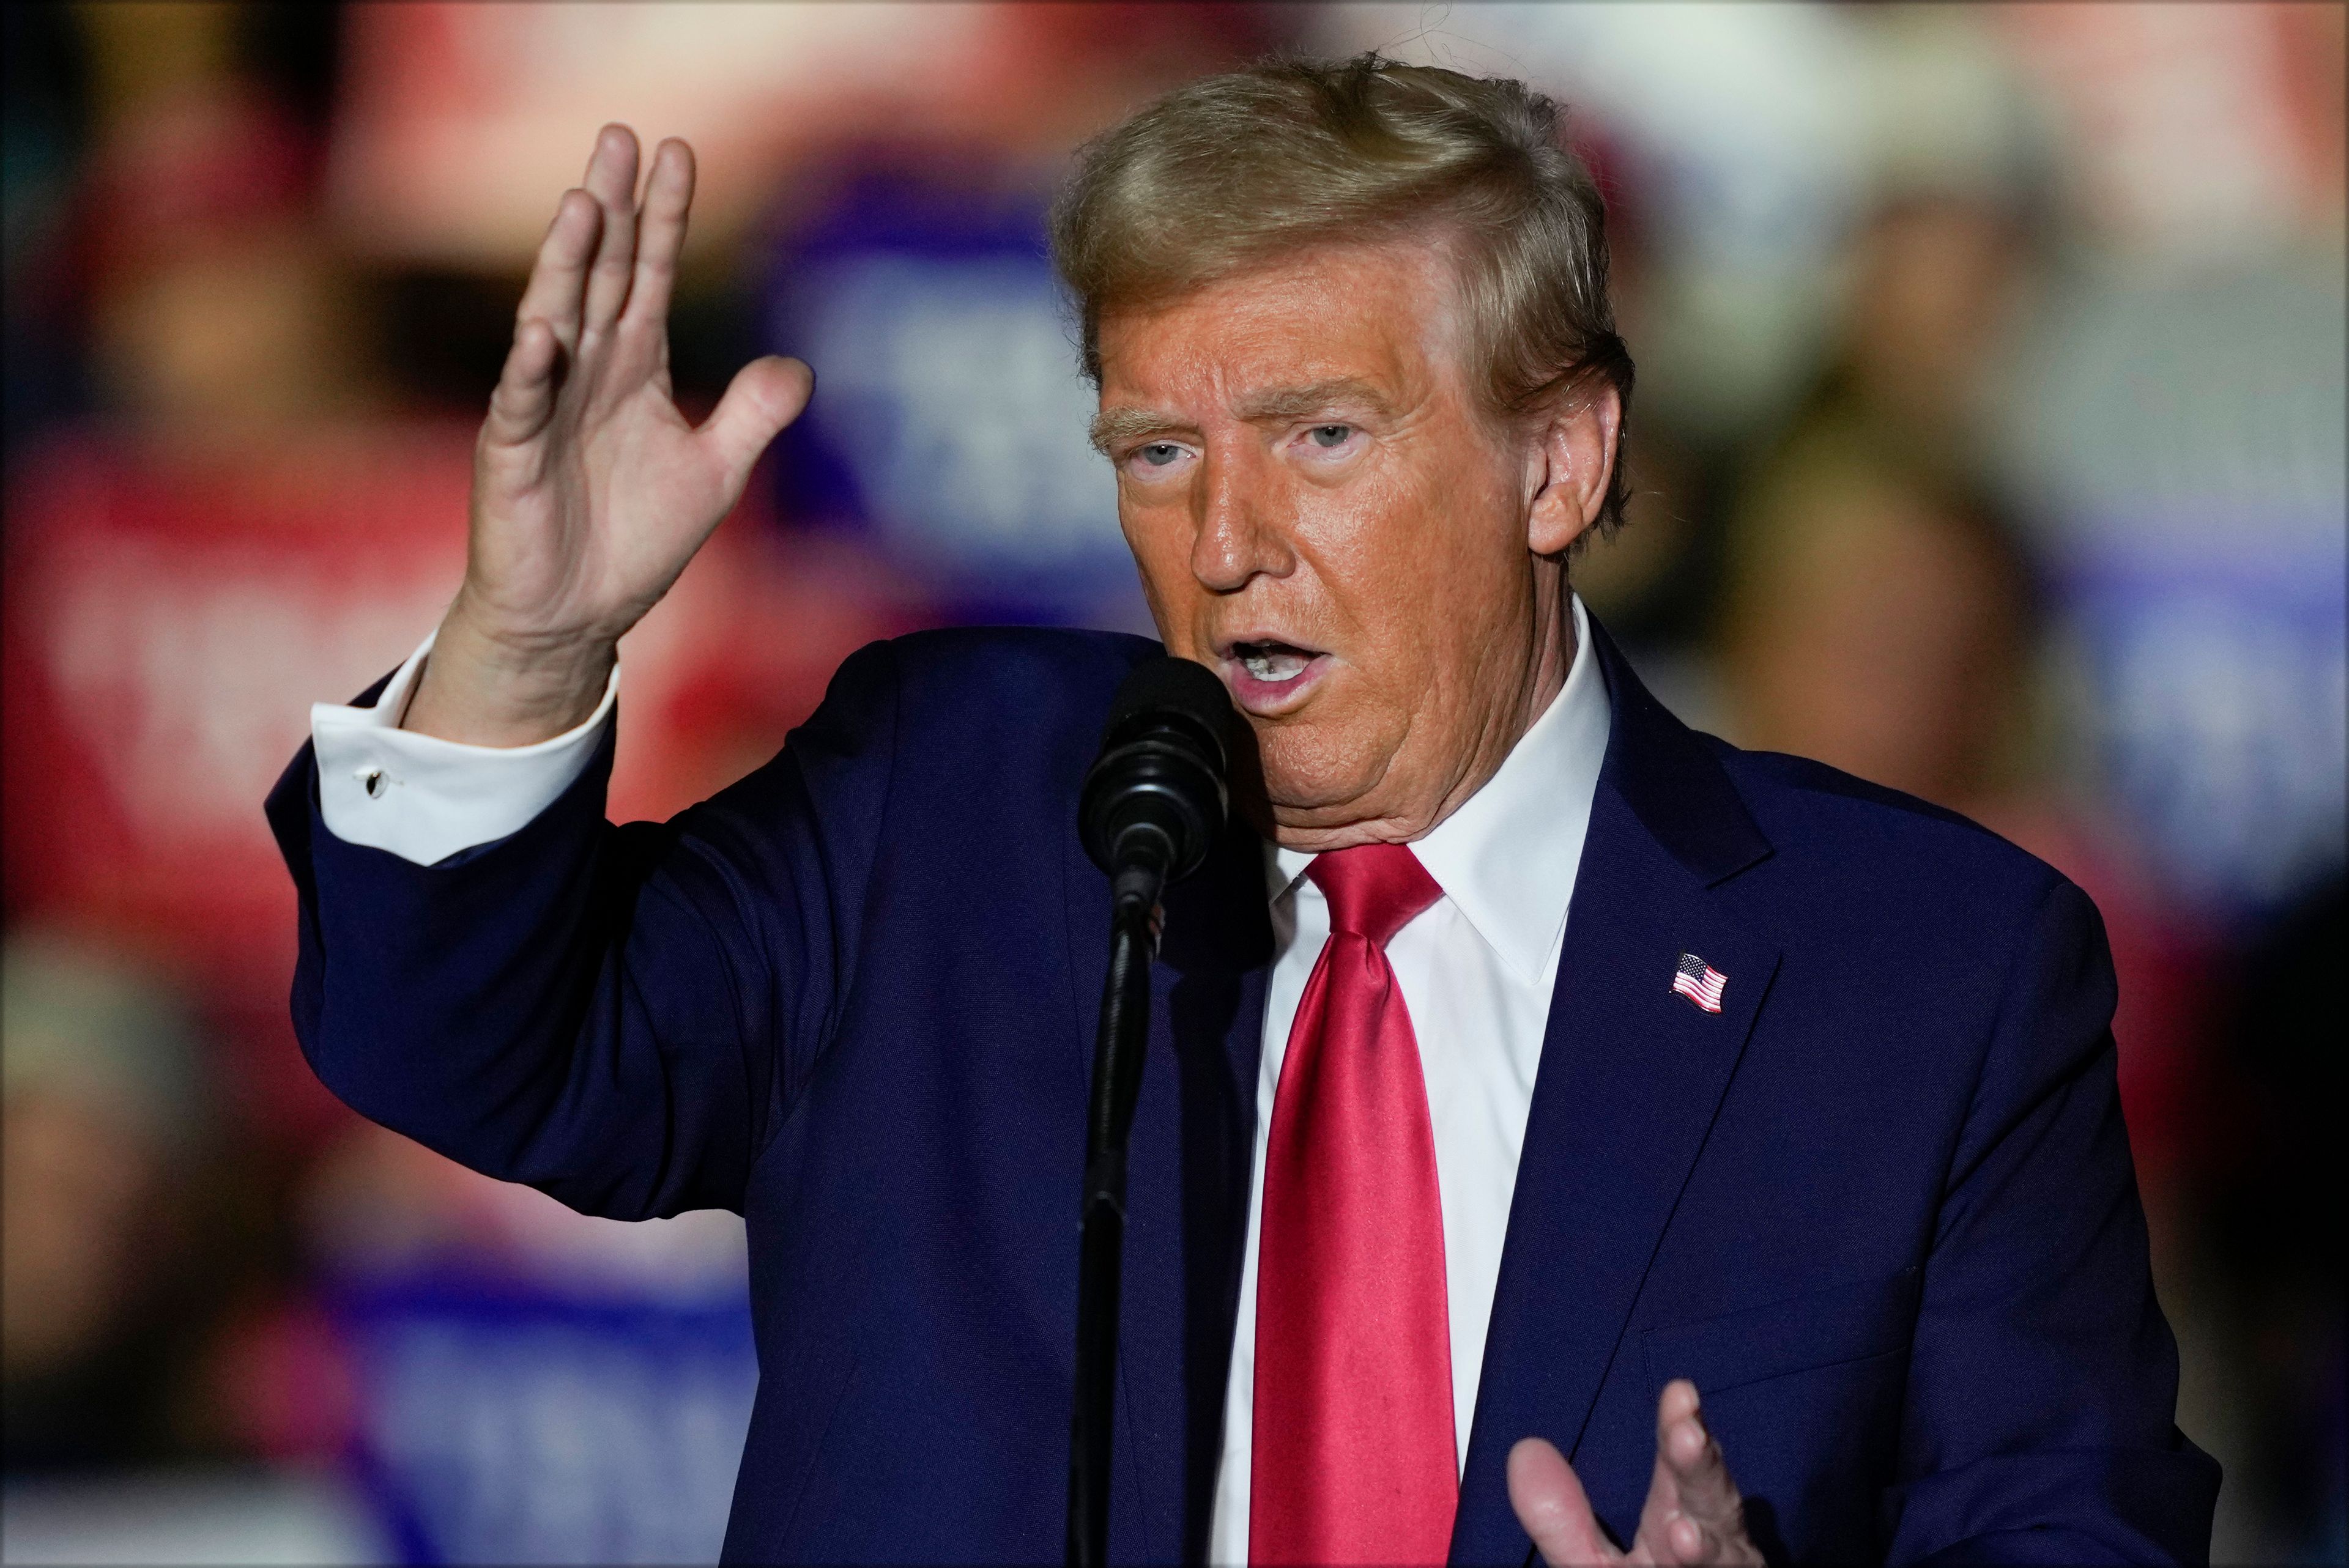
left=1294, top=462, right=1513, bottom=673
left=1292, top=470, right=1406, bottom=611
left=1117, top=494, right=1203, bottom=640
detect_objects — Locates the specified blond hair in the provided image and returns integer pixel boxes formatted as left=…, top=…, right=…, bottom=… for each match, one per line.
left=1052, top=53, right=1635, bottom=533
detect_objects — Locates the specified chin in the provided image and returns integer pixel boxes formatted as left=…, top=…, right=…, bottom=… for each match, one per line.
left=1250, top=720, right=1384, bottom=818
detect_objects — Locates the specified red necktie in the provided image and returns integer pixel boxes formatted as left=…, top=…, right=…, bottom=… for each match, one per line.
left=1252, top=843, right=1456, bottom=1565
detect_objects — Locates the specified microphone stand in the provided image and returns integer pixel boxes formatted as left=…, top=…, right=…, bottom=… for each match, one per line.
left=1065, top=655, right=1230, bottom=1565
left=1067, top=860, right=1164, bottom=1568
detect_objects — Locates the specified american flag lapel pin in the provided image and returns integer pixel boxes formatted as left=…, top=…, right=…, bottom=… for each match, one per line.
left=1672, top=952, right=1727, bottom=1013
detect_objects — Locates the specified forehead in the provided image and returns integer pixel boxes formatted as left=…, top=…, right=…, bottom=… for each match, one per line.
left=1094, top=240, right=1468, bottom=408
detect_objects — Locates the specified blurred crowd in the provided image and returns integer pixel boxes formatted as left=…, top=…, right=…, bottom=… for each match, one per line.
left=3, top=5, right=2341, bottom=1563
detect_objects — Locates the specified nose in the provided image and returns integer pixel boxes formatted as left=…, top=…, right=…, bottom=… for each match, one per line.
left=1190, top=444, right=1293, bottom=594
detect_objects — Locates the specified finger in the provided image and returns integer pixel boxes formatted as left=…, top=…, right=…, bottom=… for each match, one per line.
left=1658, top=1383, right=1737, bottom=1521
left=1662, top=1507, right=1734, bottom=1566
left=1652, top=1383, right=1757, bottom=1562
left=1633, top=1381, right=1701, bottom=1541
left=622, top=138, right=695, bottom=335
left=1657, top=1377, right=1701, bottom=1437
left=514, top=189, right=601, bottom=355
left=579, top=124, right=642, bottom=336
left=699, top=356, right=815, bottom=488
left=1508, top=1437, right=1622, bottom=1567
left=1660, top=1507, right=1759, bottom=1568
left=483, top=316, right=563, bottom=447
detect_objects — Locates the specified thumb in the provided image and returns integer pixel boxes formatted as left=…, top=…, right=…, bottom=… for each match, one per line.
left=700, top=355, right=814, bottom=487
left=1510, top=1437, right=1622, bottom=1567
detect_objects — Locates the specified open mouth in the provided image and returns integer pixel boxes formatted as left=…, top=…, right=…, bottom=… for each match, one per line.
left=1234, top=641, right=1315, bottom=684
left=1222, top=638, right=1329, bottom=711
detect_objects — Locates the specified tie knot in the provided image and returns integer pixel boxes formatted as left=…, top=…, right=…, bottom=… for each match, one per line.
left=1306, top=842, right=1442, bottom=949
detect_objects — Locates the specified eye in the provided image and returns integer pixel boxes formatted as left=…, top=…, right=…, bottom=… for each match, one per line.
left=1135, top=442, right=1186, bottom=468
left=1308, top=424, right=1354, bottom=448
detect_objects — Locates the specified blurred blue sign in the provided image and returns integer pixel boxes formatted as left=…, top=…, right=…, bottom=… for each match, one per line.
left=2057, top=520, right=2347, bottom=920
left=766, top=176, right=1141, bottom=628
left=1998, top=256, right=2347, bottom=926
left=333, top=1274, right=755, bottom=1566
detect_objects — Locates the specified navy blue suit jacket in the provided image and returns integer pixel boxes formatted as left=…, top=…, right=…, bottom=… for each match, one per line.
left=268, top=621, right=2217, bottom=1564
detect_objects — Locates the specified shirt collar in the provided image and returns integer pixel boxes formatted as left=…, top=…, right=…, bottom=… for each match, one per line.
left=1267, top=593, right=1614, bottom=983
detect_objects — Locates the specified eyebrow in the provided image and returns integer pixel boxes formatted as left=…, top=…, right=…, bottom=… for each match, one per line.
left=1088, top=377, right=1398, bottom=456
left=1233, top=377, right=1395, bottom=425
left=1088, top=405, right=1179, bottom=455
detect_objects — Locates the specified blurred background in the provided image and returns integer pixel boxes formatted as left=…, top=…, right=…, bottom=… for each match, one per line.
left=2, top=3, right=2340, bottom=1562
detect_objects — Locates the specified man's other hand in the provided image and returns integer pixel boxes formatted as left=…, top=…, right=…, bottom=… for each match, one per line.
left=405, top=126, right=814, bottom=747
left=1508, top=1380, right=1766, bottom=1566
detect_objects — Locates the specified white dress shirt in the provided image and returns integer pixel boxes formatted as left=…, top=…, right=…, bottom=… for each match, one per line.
left=310, top=596, right=1612, bottom=1564
left=1204, top=594, right=1609, bottom=1561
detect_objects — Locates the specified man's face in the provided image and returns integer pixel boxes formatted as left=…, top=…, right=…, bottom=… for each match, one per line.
left=1094, top=243, right=1576, bottom=847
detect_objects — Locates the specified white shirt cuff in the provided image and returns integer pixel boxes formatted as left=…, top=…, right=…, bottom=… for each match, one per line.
left=311, top=631, right=618, bottom=867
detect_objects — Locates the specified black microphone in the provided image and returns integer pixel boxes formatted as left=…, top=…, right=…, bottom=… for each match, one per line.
left=1066, top=656, right=1233, bottom=1568
left=1079, top=656, right=1233, bottom=915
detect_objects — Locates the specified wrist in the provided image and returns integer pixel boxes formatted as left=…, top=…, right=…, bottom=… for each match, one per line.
left=402, top=604, right=616, bottom=747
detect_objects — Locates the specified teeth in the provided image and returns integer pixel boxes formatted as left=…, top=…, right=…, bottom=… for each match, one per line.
left=1239, top=645, right=1310, bottom=682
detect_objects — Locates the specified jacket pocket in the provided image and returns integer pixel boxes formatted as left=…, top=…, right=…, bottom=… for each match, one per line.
left=1641, top=1265, right=1919, bottom=1396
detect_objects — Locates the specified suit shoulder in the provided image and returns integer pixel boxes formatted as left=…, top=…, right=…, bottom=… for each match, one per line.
left=882, top=624, right=1160, bottom=687
left=1720, top=743, right=1992, bottom=834
left=1714, top=742, right=2070, bottom=914
left=792, top=626, right=1168, bottom=804
left=774, top=625, right=1160, bottom=778
left=872, top=625, right=1162, bottom=734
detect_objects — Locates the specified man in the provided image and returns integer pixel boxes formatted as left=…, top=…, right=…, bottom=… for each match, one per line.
left=270, top=57, right=2216, bottom=1564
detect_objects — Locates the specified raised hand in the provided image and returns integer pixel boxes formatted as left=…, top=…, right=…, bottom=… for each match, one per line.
left=1508, top=1381, right=1766, bottom=1566
left=405, top=125, right=814, bottom=745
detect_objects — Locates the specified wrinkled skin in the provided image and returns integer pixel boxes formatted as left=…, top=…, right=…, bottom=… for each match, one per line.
left=1093, top=242, right=1619, bottom=851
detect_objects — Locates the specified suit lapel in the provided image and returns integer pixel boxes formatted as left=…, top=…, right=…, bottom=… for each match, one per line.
left=1450, top=626, right=1780, bottom=1564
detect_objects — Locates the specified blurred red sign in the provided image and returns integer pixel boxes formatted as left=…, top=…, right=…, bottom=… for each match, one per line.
left=6, top=423, right=916, bottom=1067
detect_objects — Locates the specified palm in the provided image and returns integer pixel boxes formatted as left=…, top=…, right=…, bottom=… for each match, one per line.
left=462, top=127, right=810, bottom=654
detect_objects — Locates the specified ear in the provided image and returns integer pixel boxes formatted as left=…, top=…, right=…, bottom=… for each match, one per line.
left=1525, top=383, right=1623, bottom=558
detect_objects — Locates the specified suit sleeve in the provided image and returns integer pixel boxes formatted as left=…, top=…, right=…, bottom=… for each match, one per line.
left=1881, top=877, right=2221, bottom=1565
left=265, top=637, right=902, bottom=1221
